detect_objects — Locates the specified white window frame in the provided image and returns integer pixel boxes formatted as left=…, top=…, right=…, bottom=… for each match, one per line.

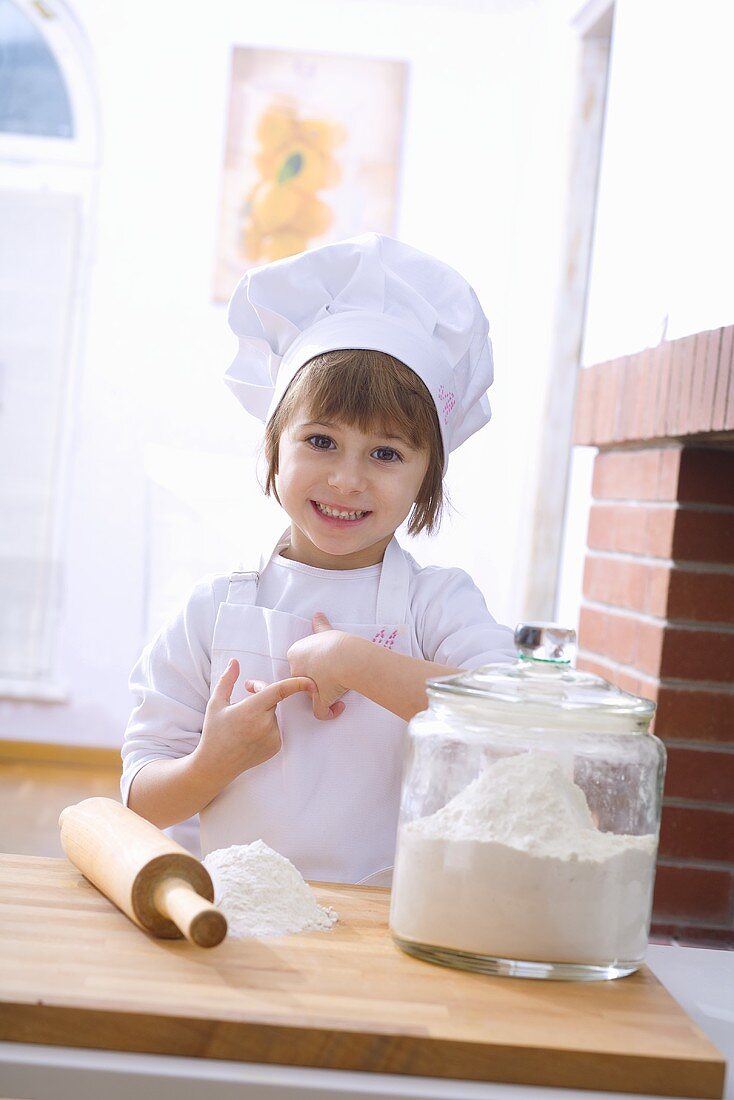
left=0, top=0, right=99, bottom=700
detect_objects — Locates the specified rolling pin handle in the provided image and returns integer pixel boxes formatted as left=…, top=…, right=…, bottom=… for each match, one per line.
left=153, top=877, right=227, bottom=948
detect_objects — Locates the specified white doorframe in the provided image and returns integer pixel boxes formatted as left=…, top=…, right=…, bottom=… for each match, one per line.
left=521, top=0, right=613, bottom=620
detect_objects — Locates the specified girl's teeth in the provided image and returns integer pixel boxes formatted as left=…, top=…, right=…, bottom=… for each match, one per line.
left=315, top=501, right=366, bottom=520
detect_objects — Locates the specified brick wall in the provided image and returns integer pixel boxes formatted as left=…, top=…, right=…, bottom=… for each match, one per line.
left=572, top=328, right=734, bottom=947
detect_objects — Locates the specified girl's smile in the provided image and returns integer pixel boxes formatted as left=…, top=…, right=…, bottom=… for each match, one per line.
left=275, top=417, right=429, bottom=569
left=311, top=500, right=372, bottom=524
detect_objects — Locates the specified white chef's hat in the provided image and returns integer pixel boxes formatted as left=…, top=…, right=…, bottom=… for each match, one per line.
left=224, top=233, right=493, bottom=473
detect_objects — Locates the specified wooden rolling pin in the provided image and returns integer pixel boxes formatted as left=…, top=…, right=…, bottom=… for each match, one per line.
left=59, top=797, right=227, bottom=948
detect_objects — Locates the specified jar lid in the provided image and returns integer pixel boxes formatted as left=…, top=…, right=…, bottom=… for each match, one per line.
left=426, top=622, right=655, bottom=725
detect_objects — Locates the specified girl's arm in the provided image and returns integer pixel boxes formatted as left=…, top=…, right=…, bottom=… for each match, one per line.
left=338, top=634, right=461, bottom=721
left=128, top=664, right=318, bottom=828
left=286, top=617, right=461, bottom=722
left=128, top=750, right=231, bottom=830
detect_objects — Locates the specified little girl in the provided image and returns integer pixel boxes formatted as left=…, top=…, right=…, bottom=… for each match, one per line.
left=121, top=233, right=515, bottom=884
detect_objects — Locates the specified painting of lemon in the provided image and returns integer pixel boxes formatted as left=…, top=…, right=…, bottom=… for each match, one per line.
left=242, top=104, right=346, bottom=262
left=211, top=47, right=407, bottom=302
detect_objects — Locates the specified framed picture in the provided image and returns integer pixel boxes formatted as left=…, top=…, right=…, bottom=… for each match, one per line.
left=212, top=46, right=408, bottom=302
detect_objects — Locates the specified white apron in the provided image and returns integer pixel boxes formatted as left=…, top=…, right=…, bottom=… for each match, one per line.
left=198, top=529, right=412, bottom=884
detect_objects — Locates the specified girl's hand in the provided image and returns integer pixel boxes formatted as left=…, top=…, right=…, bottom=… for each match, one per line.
left=197, top=659, right=316, bottom=785
left=285, top=613, right=349, bottom=721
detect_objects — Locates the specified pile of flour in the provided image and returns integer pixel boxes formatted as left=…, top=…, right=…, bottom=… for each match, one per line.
left=390, top=753, right=657, bottom=966
left=203, top=840, right=338, bottom=938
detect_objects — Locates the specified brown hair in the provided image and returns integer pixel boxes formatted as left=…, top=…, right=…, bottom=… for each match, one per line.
left=262, top=349, right=446, bottom=536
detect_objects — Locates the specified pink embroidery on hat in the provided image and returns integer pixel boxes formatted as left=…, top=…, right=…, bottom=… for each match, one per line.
left=438, top=385, right=456, bottom=424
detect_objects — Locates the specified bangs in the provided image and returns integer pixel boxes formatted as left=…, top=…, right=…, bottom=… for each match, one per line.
left=295, top=349, right=435, bottom=452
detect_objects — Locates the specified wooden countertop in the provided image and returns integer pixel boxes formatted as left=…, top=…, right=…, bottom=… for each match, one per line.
left=0, top=854, right=725, bottom=1098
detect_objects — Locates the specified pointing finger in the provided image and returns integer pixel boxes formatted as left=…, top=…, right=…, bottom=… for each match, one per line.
left=240, top=675, right=317, bottom=712
left=312, top=611, right=333, bottom=633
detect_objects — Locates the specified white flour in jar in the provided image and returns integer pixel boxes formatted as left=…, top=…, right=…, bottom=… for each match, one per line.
left=390, top=753, right=657, bottom=965
left=203, top=840, right=338, bottom=938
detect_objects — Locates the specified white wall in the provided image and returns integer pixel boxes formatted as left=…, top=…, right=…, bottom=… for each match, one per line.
left=1, top=0, right=581, bottom=747
left=557, top=0, right=734, bottom=631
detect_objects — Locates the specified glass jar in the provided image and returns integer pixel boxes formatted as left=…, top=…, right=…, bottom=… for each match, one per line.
left=389, top=623, right=666, bottom=981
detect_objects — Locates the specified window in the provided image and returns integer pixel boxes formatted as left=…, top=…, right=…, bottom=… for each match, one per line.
left=0, top=0, right=74, bottom=137
left=0, top=0, right=97, bottom=698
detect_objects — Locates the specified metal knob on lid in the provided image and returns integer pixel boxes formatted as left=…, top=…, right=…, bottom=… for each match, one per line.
left=515, top=623, right=576, bottom=664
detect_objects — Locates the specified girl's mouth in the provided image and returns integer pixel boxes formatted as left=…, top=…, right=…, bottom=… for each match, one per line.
left=311, top=500, right=372, bottom=526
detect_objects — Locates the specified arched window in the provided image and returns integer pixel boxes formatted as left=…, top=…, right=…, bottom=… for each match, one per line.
left=0, top=0, right=74, bottom=137
left=0, top=0, right=98, bottom=698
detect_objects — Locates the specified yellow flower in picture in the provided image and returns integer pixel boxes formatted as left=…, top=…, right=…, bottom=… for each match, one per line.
left=241, top=103, right=346, bottom=262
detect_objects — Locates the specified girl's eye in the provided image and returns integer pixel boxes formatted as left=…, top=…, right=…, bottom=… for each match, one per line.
left=373, top=447, right=402, bottom=463
left=306, top=435, right=335, bottom=450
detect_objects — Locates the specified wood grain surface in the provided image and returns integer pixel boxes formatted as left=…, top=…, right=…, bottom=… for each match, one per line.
left=0, top=854, right=725, bottom=1097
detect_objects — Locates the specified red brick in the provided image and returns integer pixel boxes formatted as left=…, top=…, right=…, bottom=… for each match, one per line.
left=697, top=329, right=723, bottom=433
left=594, top=360, right=623, bottom=445
left=655, top=340, right=674, bottom=439
left=653, top=864, right=734, bottom=922
left=592, top=448, right=679, bottom=502
left=664, top=336, right=685, bottom=437
left=672, top=508, right=734, bottom=563
left=575, top=654, right=656, bottom=702
left=583, top=556, right=642, bottom=611
left=586, top=504, right=734, bottom=562
left=659, top=627, right=734, bottom=682
left=573, top=367, right=595, bottom=444
left=607, top=359, right=626, bottom=444
left=667, top=568, right=734, bottom=622
left=677, top=448, right=734, bottom=506
left=658, top=804, right=734, bottom=862
left=598, top=363, right=616, bottom=444
left=712, top=325, right=733, bottom=431
left=657, top=445, right=684, bottom=498
left=622, top=356, right=644, bottom=442
left=606, top=611, right=642, bottom=667
left=654, top=687, right=734, bottom=743
left=666, top=334, right=697, bottom=436
left=592, top=362, right=611, bottom=444
left=724, top=324, right=734, bottom=430
left=665, top=747, right=734, bottom=803
left=634, top=618, right=667, bottom=676
left=583, top=557, right=734, bottom=623
left=645, top=341, right=667, bottom=441
left=578, top=605, right=608, bottom=654
left=617, top=356, right=635, bottom=441
left=582, top=556, right=670, bottom=617
left=578, top=607, right=665, bottom=677
left=633, top=349, right=655, bottom=443
left=587, top=504, right=677, bottom=557
left=686, top=332, right=704, bottom=433
left=647, top=566, right=672, bottom=617
left=690, top=330, right=713, bottom=434
left=681, top=332, right=702, bottom=435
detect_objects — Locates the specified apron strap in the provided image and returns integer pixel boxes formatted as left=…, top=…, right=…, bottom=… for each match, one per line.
left=227, top=527, right=290, bottom=606
left=376, top=537, right=412, bottom=625
left=225, top=571, right=259, bottom=605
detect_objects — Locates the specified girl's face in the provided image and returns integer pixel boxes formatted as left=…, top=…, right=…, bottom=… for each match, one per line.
left=275, top=412, right=430, bottom=569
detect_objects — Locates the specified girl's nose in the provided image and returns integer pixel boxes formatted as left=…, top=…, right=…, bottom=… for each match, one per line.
left=327, top=459, right=368, bottom=494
